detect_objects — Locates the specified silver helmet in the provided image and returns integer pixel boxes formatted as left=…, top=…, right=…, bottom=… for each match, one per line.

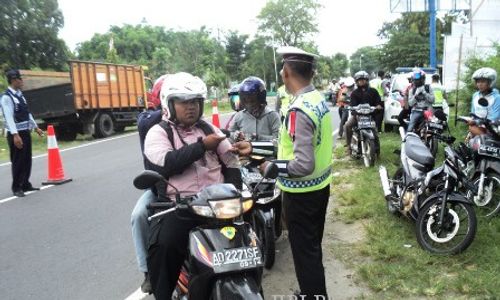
left=354, top=70, right=369, bottom=81
left=472, top=67, right=497, bottom=88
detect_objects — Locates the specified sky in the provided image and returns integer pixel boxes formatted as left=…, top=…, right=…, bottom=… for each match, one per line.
left=57, top=0, right=401, bottom=57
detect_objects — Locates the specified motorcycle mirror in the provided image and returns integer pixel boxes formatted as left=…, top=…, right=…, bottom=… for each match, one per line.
left=262, top=162, right=279, bottom=180
left=478, top=98, right=489, bottom=107
left=434, top=109, right=447, bottom=121
left=133, top=170, right=164, bottom=190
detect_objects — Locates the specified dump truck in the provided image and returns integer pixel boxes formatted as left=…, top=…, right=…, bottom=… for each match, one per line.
left=21, top=60, right=148, bottom=140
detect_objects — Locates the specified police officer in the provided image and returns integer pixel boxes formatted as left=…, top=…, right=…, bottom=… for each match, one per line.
left=1, top=70, right=44, bottom=197
left=261, top=46, right=333, bottom=299
left=431, top=73, right=447, bottom=110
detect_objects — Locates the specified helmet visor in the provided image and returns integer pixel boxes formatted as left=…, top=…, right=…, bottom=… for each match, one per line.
left=229, top=95, right=242, bottom=112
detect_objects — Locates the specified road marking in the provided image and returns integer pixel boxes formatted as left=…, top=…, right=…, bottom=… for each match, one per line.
left=0, top=184, right=54, bottom=204
left=0, top=132, right=138, bottom=168
left=124, top=287, right=148, bottom=300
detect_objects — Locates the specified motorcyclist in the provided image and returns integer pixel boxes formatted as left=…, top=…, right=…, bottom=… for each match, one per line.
left=131, top=74, right=169, bottom=294
left=224, top=84, right=240, bottom=130
left=345, top=70, right=382, bottom=156
left=143, top=72, right=242, bottom=299
left=468, top=67, right=500, bottom=137
left=229, top=76, right=280, bottom=142
left=337, top=76, right=355, bottom=139
left=381, top=72, right=391, bottom=97
left=407, top=68, right=435, bottom=132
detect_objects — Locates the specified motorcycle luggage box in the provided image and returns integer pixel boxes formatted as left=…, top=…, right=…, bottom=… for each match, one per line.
left=405, top=134, right=435, bottom=167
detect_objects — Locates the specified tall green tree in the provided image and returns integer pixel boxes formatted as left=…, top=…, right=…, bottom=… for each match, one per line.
left=0, top=0, right=69, bottom=71
left=240, top=37, right=278, bottom=90
left=350, top=46, right=381, bottom=75
left=377, top=12, right=454, bottom=71
left=257, top=0, right=321, bottom=47
left=225, top=31, right=249, bottom=82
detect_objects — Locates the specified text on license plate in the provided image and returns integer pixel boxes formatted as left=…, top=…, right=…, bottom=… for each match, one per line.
left=212, top=246, right=262, bottom=267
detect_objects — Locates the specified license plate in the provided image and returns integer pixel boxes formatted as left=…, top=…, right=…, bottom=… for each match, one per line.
left=212, top=246, right=263, bottom=273
left=429, top=122, right=443, bottom=129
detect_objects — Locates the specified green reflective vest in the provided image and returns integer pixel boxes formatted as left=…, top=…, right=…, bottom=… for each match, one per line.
left=370, top=78, right=384, bottom=98
left=277, top=90, right=333, bottom=193
left=277, top=85, right=291, bottom=119
left=431, top=83, right=444, bottom=105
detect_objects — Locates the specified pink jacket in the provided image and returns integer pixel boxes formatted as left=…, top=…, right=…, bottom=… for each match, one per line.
left=144, top=117, right=240, bottom=197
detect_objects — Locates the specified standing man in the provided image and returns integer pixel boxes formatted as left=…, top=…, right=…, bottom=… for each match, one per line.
left=264, top=46, right=333, bottom=299
left=0, top=70, right=44, bottom=197
left=370, top=70, right=385, bottom=132
left=276, top=84, right=291, bottom=122
left=430, top=73, right=447, bottom=110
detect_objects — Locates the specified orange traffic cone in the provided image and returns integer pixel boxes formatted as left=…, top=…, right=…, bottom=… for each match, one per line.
left=211, top=99, right=220, bottom=128
left=43, top=125, right=72, bottom=185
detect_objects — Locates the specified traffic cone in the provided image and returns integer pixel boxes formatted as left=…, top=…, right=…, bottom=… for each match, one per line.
left=43, top=125, right=72, bottom=185
left=211, top=99, right=220, bottom=128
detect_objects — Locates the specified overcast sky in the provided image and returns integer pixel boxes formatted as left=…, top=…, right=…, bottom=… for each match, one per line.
left=57, top=0, right=401, bottom=57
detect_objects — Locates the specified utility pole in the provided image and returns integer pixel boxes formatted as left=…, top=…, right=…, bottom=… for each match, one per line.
left=429, top=0, right=437, bottom=68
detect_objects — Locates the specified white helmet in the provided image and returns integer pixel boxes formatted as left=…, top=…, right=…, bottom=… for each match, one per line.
left=160, top=72, right=207, bottom=121
left=354, top=71, right=369, bottom=82
left=343, top=77, right=355, bottom=87
left=472, top=67, right=497, bottom=88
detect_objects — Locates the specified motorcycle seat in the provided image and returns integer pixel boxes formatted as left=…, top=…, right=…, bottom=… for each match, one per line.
left=405, top=133, right=435, bottom=167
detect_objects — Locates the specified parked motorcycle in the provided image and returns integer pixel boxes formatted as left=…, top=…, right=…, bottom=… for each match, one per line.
left=347, top=103, right=380, bottom=167
left=379, top=127, right=478, bottom=254
left=240, top=141, right=282, bottom=269
left=457, top=98, right=500, bottom=217
left=133, top=163, right=279, bottom=299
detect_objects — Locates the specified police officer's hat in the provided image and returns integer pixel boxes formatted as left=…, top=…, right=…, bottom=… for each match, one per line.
left=5, top=69, right=22, bottom=81
left=276, top=46, right=318, bottom=65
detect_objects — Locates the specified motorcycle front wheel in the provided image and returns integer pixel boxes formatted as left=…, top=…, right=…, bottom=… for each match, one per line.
left=467, top=172, right=500, bottom=217
left=416, top=198, right=477, bottom=255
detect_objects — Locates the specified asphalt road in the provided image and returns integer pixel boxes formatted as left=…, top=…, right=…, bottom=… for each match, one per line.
left=0, top=104, right=340, bottom=300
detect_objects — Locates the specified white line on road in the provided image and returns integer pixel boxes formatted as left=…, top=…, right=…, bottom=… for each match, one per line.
left=0, top=184, right=54, bottom=204
left=124, top=287, right=148, bottom=300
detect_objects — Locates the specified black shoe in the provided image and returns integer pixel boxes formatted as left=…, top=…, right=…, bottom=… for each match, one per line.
left=23, top=187, right=40, bottom=192
left=13, top=191, right=25, bottom=197
left=141, top=272, right=152, bottom=294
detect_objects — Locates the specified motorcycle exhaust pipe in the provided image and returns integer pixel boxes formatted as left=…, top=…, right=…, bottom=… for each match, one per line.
left=379, top=166, right=392, bottom=199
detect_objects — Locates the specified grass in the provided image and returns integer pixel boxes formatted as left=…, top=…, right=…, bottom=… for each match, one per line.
left=330, top=122, right=500, bottom=298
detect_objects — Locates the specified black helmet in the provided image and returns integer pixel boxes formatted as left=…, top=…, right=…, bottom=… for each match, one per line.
left=239, top=76, right=267, bottom=104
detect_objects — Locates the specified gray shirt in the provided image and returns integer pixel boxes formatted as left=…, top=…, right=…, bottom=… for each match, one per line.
left=229, top=106, right=280, bottom=141
left=408, top=85, right=435, bottom=109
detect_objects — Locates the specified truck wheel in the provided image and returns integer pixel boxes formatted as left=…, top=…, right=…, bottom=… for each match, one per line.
left=94, top=113, right=114, bottom=138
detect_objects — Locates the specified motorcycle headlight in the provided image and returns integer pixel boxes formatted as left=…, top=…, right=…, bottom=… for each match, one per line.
left=209, top=198, right=242, bottom=219
left=191, top=205, right=214, bottom=218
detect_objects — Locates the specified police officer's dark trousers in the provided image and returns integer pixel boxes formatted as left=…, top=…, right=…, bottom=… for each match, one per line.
left=7, top=130, right=33, bottom=192
left=283, top=184, right=330, bottom=299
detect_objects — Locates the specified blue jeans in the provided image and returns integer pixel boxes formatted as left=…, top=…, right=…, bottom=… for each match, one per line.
left=407, top=109, right=424, bottom=132
left=131, top=189, right=156, bottom=273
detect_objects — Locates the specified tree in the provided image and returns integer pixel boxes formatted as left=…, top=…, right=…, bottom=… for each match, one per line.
left=350, top=46, right=381, bottom=75
left=225, top=31, right=249, bottom=82
left=0, top=0, right=69, bottom=71
left=257, top=0, right=321, bottom=47
left=240, top=37, right=277, bottom=90
left=377, top=12, right=455, bottom=71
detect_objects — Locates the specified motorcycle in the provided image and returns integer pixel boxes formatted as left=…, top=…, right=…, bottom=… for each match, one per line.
left=133, top=163, right=279, bottom=299
left=347, top=103, right=380, bottom=167
left=240, top=141, right=282, bottom=269
left=379, top=127, right=478, bottom=254
left=457, top=98, right=500, bottom=217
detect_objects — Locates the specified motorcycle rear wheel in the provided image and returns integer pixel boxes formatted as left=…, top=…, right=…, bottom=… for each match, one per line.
left=416, top=199, right=477, bottom=255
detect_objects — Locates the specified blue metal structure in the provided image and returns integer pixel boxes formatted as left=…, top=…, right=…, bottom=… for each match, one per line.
left=429, top=0, right=437, bottom=68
